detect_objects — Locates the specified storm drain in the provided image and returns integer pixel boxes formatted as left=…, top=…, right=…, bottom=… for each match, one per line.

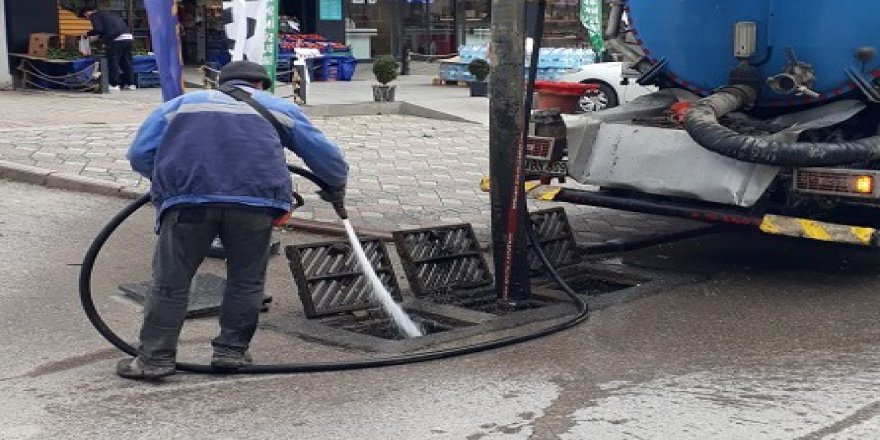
left=527, top=208, right=581, bottom=272
left=535, top=265, right=642, bottom=297
left=553, top=275, right=635, bottom=295
left=285, top=239, right=402, bottom=318
left=393, top=224, right=493, bottom=297
left=425, top=287, right=556, bottom=315
left=119, top=273, right=272, bottom=318
left=318, top=309, right=474, bottom=340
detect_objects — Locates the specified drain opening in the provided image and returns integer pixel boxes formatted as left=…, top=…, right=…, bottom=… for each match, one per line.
left=549, top=274, right=638, bottom=296
left=428, top=288, right=557, bottom=315
left=321, top=309, right=474, bottom=340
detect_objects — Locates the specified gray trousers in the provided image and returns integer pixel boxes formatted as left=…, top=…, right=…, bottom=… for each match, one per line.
left=138, top=206, right=274, bottom=367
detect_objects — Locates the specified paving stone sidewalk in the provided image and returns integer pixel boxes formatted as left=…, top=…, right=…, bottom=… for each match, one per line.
left=0, top=93, right=706, bottom=245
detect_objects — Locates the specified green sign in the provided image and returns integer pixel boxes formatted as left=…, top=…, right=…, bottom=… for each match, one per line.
left=262, top=0, right=280, bottom=92
left=320, top=0, right=343, bottom=20
left=580, top=0, right=604, bottom=54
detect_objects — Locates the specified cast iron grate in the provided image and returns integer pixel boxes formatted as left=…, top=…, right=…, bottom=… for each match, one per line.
left=119, top=273, right=272, bottom=318
left=285, top=239, right=403, bottom=318
left=320, top=310, right=473, bottom=340
left=527, top=208, right=580, bottom=272
left=393, top=224, right=493, bottom=297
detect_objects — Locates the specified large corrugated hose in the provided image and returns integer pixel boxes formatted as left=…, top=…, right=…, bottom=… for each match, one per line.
left=684, top=85, right=880, bottom=167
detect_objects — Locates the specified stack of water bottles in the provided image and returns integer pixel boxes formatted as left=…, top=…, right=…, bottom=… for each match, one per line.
left=439, top=45, right=491, bottom=82
left=459, top=44, right=490, bottom=64
left=527, top=47, right=596, bottom=80
left=440, top=45, right=596, bottom=82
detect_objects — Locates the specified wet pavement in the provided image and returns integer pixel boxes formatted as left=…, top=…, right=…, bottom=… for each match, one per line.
left=2, top=180, right=879, bottom=439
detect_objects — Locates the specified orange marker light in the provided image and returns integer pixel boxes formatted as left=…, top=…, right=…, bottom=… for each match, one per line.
left=854, top=175, right=874, bottom=194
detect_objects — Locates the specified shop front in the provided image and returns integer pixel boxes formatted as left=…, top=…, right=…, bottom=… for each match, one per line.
left=347, top=0, right=488, bottom=58
left=177, top=0, right=349, bottom=65
left=347, top=0, right=587, bottom=58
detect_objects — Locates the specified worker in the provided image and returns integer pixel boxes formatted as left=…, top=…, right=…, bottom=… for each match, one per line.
left=119, top=61, right=349, bottom=380
left=78, top=8, right=136, bottom=91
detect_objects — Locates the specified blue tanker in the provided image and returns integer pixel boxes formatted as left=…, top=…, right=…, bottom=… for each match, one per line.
left=545, top=0, right=880, bottom=247
left=627, top=0, right=880, bottom=107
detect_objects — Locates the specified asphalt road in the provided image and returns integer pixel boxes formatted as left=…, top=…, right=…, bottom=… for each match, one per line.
left=2, top=179, right=879, bottom=440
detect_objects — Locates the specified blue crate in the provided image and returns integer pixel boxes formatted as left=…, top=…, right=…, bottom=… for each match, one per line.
left=135, top=72, right=161, bottom=88
left=276, top=59, right=293, bottom=83
left=312, top=56, right=357, bottom=81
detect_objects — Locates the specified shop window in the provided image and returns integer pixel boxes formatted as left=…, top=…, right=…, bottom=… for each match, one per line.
left=542, top=0, right=587, bottom=47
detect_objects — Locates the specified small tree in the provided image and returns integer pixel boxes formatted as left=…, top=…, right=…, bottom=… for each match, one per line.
left=468, top=58, right=491, bottom=82
left=372, top=56, right=399, bottom=85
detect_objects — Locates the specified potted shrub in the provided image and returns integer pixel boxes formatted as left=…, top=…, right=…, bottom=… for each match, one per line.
left=372, top=55, right=399, bottom=102
left=467, top=58, right=490, bottom=97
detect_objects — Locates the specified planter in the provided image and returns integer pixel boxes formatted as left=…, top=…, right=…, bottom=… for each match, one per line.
left=469, top=80, right=489, bottom=97
left=536, top=91, right=582, bottom=114
left=372, top=84, right=396, bottom=102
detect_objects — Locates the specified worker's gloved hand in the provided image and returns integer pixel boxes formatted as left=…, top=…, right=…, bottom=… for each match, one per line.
left=318, top=185, right=346, bottom=206
left=318, top=185, right=348, bottom=219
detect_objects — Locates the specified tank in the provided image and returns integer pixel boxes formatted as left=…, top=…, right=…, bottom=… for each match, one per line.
left=627, top=0, right=880, bottom=107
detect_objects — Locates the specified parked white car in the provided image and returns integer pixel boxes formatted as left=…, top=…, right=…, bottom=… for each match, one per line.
left=557, top=62, right=656, bottom=112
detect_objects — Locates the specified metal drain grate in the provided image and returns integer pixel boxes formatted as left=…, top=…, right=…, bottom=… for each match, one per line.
left=285, top=240, right=402, bottom=318
left=393, top=224, right=493, bottom=297
left=118, top=273, right=271, bottom=318
left=527, top=208, right=580, bottom=272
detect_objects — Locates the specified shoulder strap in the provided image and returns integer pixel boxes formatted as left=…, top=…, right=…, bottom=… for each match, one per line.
left=219, top=85, right=294, bottom=149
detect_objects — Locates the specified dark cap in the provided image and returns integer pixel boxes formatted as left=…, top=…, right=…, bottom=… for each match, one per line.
left=219, top=61, right=272, bottom=89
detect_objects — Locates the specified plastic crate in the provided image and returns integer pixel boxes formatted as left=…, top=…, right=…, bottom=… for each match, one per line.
left=312, top=56, right=357, bottom=81
left=276, top=58, right=292, bottom=83
left=336, top=57, right=357, bottom=81
left=135, top=72, right=161, bottom=88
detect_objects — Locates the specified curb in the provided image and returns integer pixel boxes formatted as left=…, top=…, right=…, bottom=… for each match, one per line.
left=302, top=101, right=474, bottom=124
left=0, top=160, right=142, bottom=199
left=0, top=159, right=392, bottom=239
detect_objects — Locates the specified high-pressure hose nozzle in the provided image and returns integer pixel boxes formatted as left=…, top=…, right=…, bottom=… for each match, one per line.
left=287, top=164, right=349, bottom=219
left=332, top=202, right=349, bottom=220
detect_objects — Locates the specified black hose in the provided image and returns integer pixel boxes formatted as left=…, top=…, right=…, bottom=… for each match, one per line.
left=288, top=164, right=348, bottom=219
left=684, top=86, right=880, bottom=167
left=79, top=184, right=589, bottom=376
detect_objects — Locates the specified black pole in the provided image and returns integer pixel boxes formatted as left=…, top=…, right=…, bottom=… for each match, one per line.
left=454, top=0, right=466, bottom=47
left=489, top=0, right=531, bottom=302
left=99, top=56, right=109, bottom=94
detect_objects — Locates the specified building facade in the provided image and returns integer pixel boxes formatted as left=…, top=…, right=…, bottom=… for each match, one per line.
left=350, top=0, right=587, bottom=58
left=2, top=0, right=586, bottom=79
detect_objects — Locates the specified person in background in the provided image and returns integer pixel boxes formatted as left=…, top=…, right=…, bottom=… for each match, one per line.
left=119, top=61, right=349, bottom=381
left=79, top=8, right=136, bottom=92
